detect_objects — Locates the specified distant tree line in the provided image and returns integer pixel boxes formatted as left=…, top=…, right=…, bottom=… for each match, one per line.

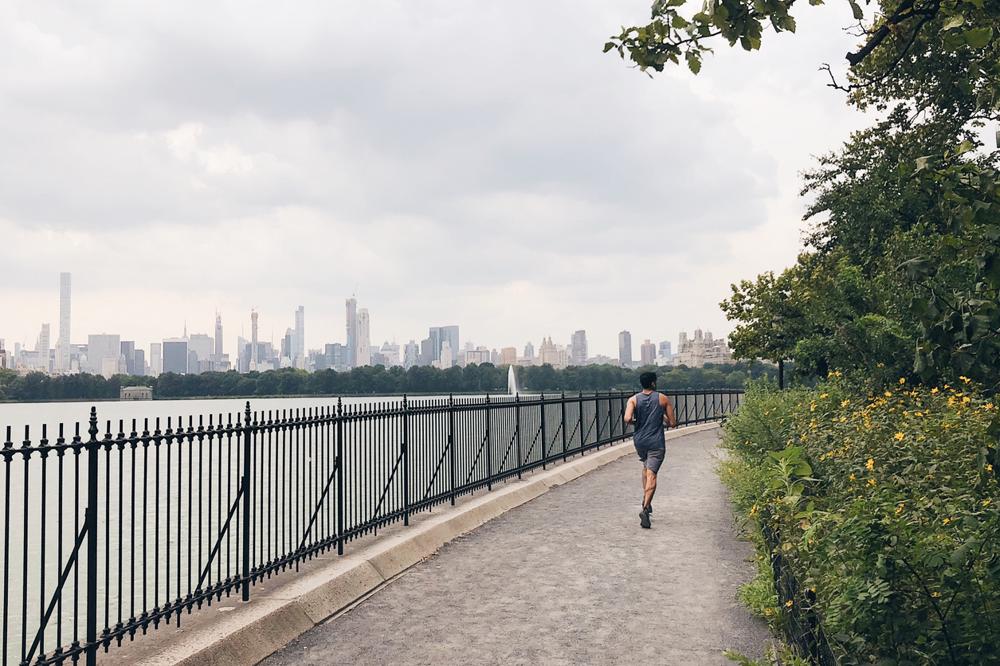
left=0, top=362, right=776, bottom=402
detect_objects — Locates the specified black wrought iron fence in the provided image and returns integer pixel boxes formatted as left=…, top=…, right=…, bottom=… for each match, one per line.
left=761, top=522, right=838, bottom=665
left=1, top=388, right=742, bottom=665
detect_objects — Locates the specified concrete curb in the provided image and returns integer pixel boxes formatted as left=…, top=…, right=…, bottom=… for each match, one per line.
left=125, top=422, right=720, bottom=666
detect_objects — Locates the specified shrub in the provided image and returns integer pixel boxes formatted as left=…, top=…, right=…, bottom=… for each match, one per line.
left=722, top=379, right=1000, bottom=664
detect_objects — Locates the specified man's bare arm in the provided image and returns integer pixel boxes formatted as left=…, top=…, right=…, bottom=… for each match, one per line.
left=624, top=396, right=636, bottom=424
left=661, top=394, right=677, bottom=428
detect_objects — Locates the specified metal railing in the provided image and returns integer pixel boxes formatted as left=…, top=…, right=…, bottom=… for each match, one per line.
left=1, top=388, right=742, bottom=665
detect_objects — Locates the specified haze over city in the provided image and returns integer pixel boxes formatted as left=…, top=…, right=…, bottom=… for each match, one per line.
left=1, top=1, right=862, bottom=357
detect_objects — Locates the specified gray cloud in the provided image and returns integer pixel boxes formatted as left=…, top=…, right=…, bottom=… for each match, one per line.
left=1, top=0, right=864, bottom=355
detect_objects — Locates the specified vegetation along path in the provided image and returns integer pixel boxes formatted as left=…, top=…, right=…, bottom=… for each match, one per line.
left=264, top=427, right=769, bottom=665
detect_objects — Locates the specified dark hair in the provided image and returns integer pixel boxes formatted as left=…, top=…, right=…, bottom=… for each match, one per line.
left=639, top=372, right=657, bottom=390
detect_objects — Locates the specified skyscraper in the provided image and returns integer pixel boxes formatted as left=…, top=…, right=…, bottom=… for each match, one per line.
left=640, top=339, right=656, bottom=366
left=150, top=342, right=162, bottom=376
left=356, top=308, right=371, bottom=367
left=57, top=272, right=71, bottom=373
left=162, top=338, right=189, bottom=374
left=618, top=330, right=633, bottom=368
left=36, top=323, right=51, bottom=373
left=439, top=340, right=454, bottom=369
left=120, top=340, right=136, bottom=374
left=658, top=340, right=672, bottom=360
left=426, top=326, right=459, bottom=363
left=214, top=312, right=224, bottom=369
left=500, top=347, right=517, bottom=366
left=293, top=306, right=305, bottom=369
left=345, top=297, right=358, bottom=369
left=87, top=334, right=121, bottom=375
left=250, top=309, right=259, bottom=370
left=188, top=334, right=214, bottom=372
left=570, top=330, right=588, bottom=366
left=523, top=341, right=535, bottom=361
left=134, top=348, right=146, bottom=376
left=403, top=340, right=419, bottom=369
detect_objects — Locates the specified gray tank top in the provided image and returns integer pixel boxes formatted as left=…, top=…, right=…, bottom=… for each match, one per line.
left=633, top=391, right=666, bottom=450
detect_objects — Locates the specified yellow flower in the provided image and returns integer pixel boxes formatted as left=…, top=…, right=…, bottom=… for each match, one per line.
left=894, top=432, right=905, bottom=442
left=899, top=377, right=906, bottom=385
left=895, top=504, right=905, bottom=515
left=868, top=478, right=877, bottom=487
left=884, top=391, right=892, bottom=397
left=866, top=458, right=875, bottom=471
left=985, top=403, right=995, bottom=411
left=932, top=591, right=942, bottom=598
left=849, top=473, right=856, bottom=482
left=914, top=411, right=923, bottom=417
left=931, top=387, right=939, bottom=394
left=819, top=393, right=829, bottom=399
left=960, top=375, right=972, bottom=384
left=983, top=499, right=992, bottom=508
left=785, top=600, right=793, bottom=608
left=986, top=464, right=994, bottom=473
left=942, top=517, right=951, bottom=525
left=962, top=396, right=971, bottom=404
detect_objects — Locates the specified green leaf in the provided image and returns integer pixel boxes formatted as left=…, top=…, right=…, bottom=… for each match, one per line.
left=941, top=14, right=965, bottom=31
left=848, top=0, right=864, bottom=20
left=686, top=51, right=702, bottom=74
left=603, top=41, right=617, bottom=53
left=963, top=27, right=993, bottom=48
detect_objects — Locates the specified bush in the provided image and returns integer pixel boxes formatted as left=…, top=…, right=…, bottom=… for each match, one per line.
left=722, top=379, right=1000, bottom=664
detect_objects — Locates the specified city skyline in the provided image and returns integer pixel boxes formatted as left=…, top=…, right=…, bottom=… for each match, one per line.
left=1, top=2, right=863, bottom=363
left=1, top=271, right=730, bottom=374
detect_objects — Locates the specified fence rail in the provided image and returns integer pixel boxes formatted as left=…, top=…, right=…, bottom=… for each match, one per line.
left=1, top=388, right=742, bottom=665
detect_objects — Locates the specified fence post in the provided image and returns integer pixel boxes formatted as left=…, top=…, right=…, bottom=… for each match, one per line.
left=607, top=391, right=614, bottom=441
left=578, top=391, right=585, bottom=454
left=514, top=393, right=522, bottom=480
left=560, top=392, right=568, bottom=462
left=85, top=407, right=99, bottom=666
left=402, top=395, right=410, bottom=527
left=448, top=394, right=456, bottom=505
left=485, top=394, right=493, bottom=491
left=336, top=399, right=344, bottom=555
left=241, top=402, right=252, bottom=602
left=540, top=394, right=547, bottom=470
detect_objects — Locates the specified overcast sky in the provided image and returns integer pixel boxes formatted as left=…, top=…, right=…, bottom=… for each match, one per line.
left=1, top=1, right=865, bottom=357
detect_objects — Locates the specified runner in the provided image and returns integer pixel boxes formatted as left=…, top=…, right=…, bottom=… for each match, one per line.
left=623, top=371, right=676, bottom=528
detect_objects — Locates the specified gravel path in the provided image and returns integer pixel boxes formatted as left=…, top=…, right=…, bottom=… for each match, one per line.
left=264, top=428, right=769, bottom=665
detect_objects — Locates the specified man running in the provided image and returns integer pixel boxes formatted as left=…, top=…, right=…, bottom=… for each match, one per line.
left=623, top=371, right=676, bottom=529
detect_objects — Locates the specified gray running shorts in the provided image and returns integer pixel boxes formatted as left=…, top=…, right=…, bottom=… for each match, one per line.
left=635, top=446, right=665, bottom=474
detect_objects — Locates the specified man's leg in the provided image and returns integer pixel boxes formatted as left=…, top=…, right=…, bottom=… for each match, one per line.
left=642, top=469, right=657, bottom=511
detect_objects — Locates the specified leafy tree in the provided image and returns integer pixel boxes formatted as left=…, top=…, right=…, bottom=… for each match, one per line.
left=606, top=0, right=1000, bottom=391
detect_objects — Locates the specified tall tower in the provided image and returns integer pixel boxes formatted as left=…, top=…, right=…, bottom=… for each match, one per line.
left=57, top=272, right=71, bottom=372
left=345, top=297, right=358, bottom=369
left=356, top=308, right=371, bottom=367
left=618, top=330, right=633, bottom=368
left=214, top=312, right=224, bottom=368
left=250, top=309, right=259, bottom=370
left=571, top=330, right=588, bottom=366
left=37, top=323, right=51, bottom=373
left=294, top=306, right=305, bottom=368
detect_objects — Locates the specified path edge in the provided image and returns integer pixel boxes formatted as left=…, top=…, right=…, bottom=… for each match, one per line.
left=133, top=423, right=720, bottom=666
